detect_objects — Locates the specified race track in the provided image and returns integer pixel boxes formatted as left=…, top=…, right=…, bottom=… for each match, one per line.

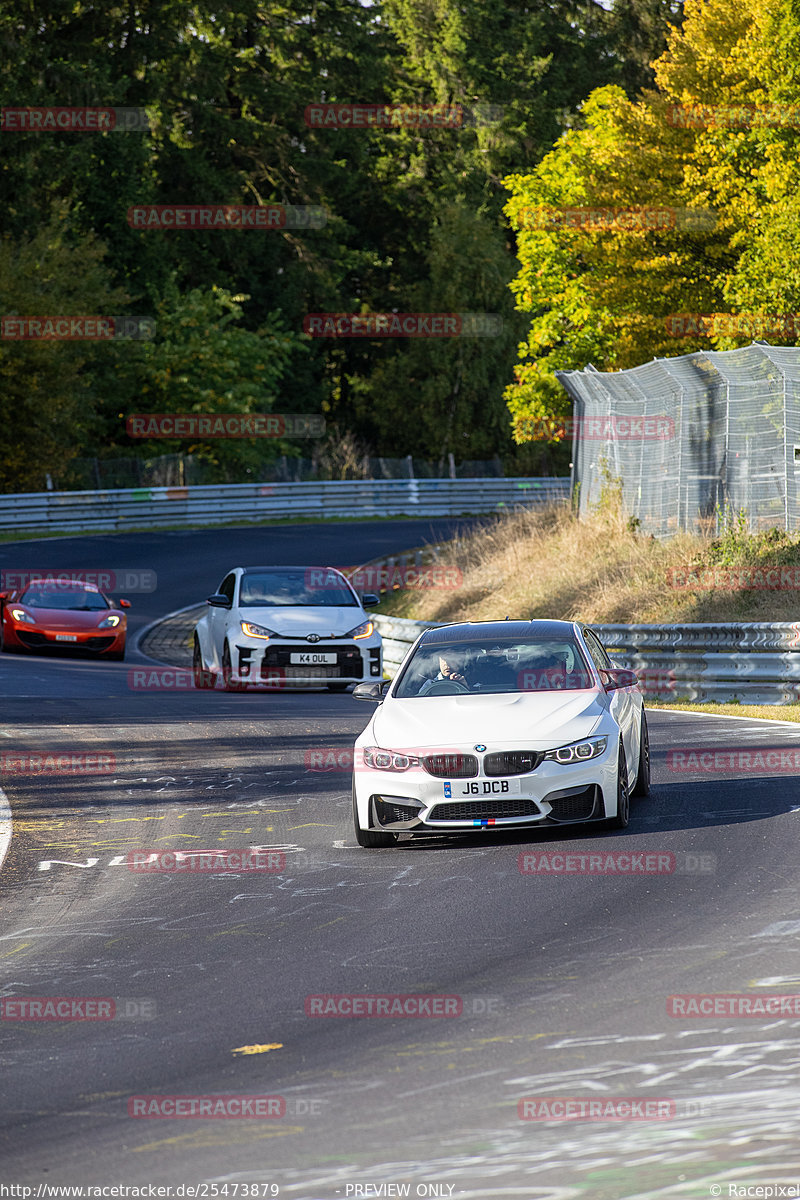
left=2, top=521, right=800, bottom=1198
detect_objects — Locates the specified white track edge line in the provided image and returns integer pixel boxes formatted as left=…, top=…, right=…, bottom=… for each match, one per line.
left=0, top=787, right=12, bottom=871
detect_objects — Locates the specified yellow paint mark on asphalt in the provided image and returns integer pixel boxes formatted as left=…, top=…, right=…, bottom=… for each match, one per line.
left=289, top=823, right=334, bottom=829
left=151, top=834, right=202, bottom=843
left=231, top=1043, right=284, bottom=1055
left=201, top=811, right=262, bottom=819
left=314, top=917, right=348, bottom=931
left=0, top=943, right=31, bottom=960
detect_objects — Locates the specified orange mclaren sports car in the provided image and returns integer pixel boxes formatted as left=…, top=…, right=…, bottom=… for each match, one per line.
left=0, top=581, right=130, bottom=660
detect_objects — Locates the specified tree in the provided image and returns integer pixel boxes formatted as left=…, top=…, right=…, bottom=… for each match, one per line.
left=0, top=217, right=131, bottom=492
left=109, top=280, right=308, bottom=481
left=502, top=0, right=800, bottom=443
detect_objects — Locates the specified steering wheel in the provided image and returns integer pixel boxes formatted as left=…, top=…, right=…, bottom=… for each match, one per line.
left=424, top=679, right=471, bottom=695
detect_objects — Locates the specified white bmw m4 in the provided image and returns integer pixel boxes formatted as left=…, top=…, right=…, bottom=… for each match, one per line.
left=351, top=619, right=649, bottom=847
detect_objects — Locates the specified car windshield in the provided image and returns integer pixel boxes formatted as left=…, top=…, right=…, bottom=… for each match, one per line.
left=238, top=569, right=359, bottom=608
left=20, top=587, right=110, bottom=611
left=393, top=636, right=596, bottom=698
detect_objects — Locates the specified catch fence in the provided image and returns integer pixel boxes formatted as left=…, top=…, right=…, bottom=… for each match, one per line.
left=557, top=343, right=800, bottom=537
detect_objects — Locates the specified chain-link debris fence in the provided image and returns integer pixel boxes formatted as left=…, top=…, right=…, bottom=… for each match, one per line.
left=557, top=343, right=800, bottom=537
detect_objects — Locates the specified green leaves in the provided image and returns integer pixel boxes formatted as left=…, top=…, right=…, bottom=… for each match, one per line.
left=503, top=0, right=800, bottom=440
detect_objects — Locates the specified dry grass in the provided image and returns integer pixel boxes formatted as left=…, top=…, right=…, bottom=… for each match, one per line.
left=377, top=500, right=800, bottom=625
left=647, top=700, right=800, bottom=723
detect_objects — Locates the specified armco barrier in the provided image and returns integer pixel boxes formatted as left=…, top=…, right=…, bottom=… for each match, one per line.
left=0, top=478, right=570, bottom=534
left=373, top=616, right=800, bottom=704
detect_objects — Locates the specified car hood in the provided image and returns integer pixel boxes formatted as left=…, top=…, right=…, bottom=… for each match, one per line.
left=23, top=607, right=121, bottom=630
left=238, top=606, right=366, bottom=637
left=369, top=690, right=607, bottom=751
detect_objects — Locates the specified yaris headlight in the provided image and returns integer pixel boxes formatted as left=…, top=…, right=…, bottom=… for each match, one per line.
left=544, top=736, right=607, bottom=765
left=347, top=620, right=374, bottom=641
left=362, top=746, right=420, bottom=771
left=241, top=621, right=276, bottom=639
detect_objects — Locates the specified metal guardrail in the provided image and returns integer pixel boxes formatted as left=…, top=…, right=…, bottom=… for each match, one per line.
left=0, top=478, right=570, bottom=534
left=373, top=615, right=800, bottom=704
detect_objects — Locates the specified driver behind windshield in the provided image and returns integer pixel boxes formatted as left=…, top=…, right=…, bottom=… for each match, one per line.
left=417, top=652, right=469, bottom=695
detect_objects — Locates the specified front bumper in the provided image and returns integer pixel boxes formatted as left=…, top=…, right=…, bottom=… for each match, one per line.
left=8, top=625, right=126, bottom=654
left=353, top=749, right=617, bottom=831
left=231, top=635, right=383, bottom=687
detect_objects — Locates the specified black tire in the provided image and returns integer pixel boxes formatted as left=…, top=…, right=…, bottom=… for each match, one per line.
left=193, top=638, right=217, bottom=689
left=608, top=741, right=630, bottom=830
left=631, top=711, right=650, bottom=797
left=221, top=642, right=244, bottom=691
left=327, top=682, right=349, bottom=692
left=353, top=783, right=397, bottom=848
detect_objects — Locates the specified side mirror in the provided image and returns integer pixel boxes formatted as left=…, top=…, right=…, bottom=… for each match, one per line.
left=361, top=593, right=380, bottom=607
left=118, top=599, right=131, bottom=609
left=353, top=680, right=390, bottom=702
left=207, top=593, right=232, bottom=608
left=0, top=591, right=8, bottom=601
left=600, top=667, right=639, bottom=692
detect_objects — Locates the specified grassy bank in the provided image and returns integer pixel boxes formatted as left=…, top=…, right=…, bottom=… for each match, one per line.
left=376, top=501, right=800, bottom=625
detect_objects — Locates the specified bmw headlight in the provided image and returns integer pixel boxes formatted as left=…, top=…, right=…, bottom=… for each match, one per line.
left=10, top=608, right=35, bottom=624
left=98, top=614, right=121, bottom=628
left=363, top=746, right=420, bottom=771
left=544, top=736, right=607, bottom=765
left=241, top=621, right=276, bottom=639
left=347, top=620, right=374, bottom=641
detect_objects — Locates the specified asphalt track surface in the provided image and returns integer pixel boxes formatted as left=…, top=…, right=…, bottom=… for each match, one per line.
left=2, top=521, right=800, bottom=1198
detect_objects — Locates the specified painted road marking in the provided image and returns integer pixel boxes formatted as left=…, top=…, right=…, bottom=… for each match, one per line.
left=38, top=857, right=99, bottom=871
left=36, top=845, right=306, bottom=872
left=0, top=788, right=12, bottom=872
left=752, top=921, right=800, bottom=937
left=231, top=1044, right=283, bottom=1055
